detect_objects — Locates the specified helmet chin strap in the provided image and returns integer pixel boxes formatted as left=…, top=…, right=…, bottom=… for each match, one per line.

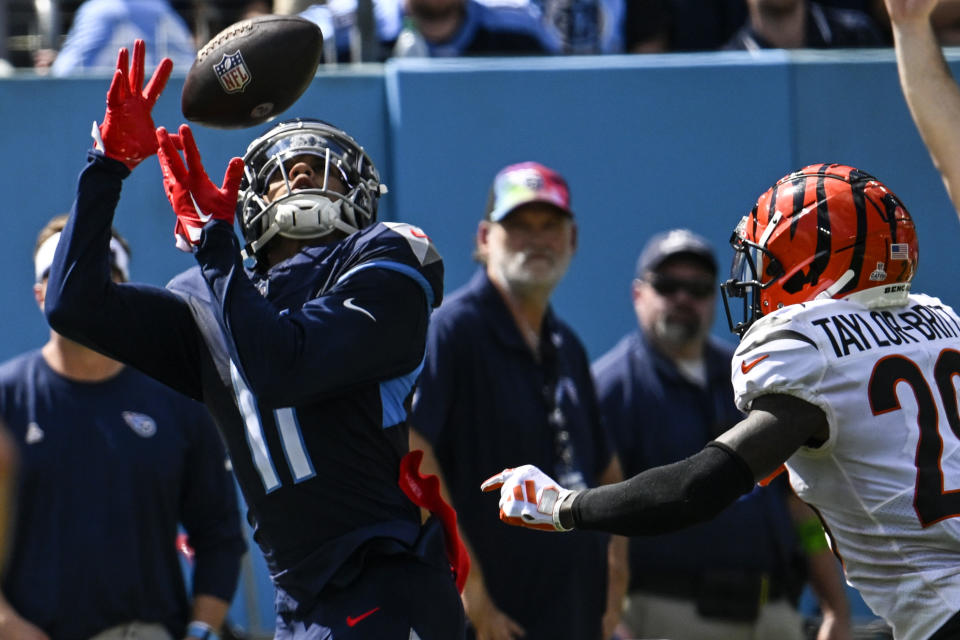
left=816, top=269, right=855, bottom=300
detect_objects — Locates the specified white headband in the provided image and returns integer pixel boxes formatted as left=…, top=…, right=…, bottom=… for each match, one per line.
left=34, top=231, right=130, bottom=283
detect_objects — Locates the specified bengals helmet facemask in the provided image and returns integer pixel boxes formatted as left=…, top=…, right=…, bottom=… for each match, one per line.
left=721, top=163, right=919, bottom=337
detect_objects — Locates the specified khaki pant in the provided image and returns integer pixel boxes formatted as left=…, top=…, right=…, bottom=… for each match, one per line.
left=620, top=592, right=805, bottom=640
left=89, top=622, right=174, bottom=640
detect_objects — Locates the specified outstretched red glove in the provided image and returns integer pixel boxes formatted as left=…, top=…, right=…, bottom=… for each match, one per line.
left=95, top=39, right=173, bottom=170
left=156, top=124, right=245, bottom=252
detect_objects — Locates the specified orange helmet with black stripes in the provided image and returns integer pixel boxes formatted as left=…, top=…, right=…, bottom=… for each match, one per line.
left=721, top=164, right=919, bottom=336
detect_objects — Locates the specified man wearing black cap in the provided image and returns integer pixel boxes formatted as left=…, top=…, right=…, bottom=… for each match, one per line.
left=591, top=229, right=850, bottom=640
left=627, top=229, right=720, bottom=368
left=410, top=161, right=627, bottom=640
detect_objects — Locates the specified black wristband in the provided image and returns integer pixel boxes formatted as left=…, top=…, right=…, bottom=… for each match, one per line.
left=557, top=490, right=579, bottom=530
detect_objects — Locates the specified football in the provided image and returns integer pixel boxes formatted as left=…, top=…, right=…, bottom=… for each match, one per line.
left=181, top=15, right=323, bottom=129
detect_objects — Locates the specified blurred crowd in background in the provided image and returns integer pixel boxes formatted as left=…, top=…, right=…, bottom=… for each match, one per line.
left=5, top=0, right=960, bottom=76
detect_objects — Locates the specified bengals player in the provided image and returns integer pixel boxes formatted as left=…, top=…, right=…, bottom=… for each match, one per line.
left=485, top=164, right=960, bottom=640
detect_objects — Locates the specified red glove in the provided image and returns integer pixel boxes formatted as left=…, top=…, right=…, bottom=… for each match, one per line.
left=95, top=39, right=173, bottom=170
left=156, top=124, right=245, bottom=252
left=398, top=450, right=471, bottom=592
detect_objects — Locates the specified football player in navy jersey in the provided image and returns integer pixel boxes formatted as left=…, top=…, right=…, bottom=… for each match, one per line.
left=44, top=40, right=467, bottom=640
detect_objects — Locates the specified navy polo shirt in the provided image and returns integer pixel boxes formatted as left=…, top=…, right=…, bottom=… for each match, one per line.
left=0, top=350, right=245, bottom=640
left=412, top=269, right=612, bottom=639
left=592, top=330, right=801, bottom=592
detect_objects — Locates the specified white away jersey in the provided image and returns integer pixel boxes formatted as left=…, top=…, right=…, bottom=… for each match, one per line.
left=732, top=293, right=960, bottom=640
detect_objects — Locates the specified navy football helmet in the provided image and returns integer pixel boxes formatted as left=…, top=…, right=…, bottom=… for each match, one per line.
left=237, top=118, right=385, bottom=266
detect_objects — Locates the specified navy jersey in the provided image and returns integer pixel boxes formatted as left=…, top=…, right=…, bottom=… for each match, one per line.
left=45, top=152, right=445, bottom=603
left=0, top=350, right=244, bottom=640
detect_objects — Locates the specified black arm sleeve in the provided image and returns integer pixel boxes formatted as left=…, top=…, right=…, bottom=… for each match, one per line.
left=561, top=442, right=755, bottom=536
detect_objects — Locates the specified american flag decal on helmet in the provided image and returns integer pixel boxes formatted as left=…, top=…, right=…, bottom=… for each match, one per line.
left=890, top=243, right=910, bottom=260
left=214, top=51, right=251, bottom=94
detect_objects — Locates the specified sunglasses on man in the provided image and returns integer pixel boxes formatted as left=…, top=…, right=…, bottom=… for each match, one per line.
left=646, top=273, right=715, bottom=300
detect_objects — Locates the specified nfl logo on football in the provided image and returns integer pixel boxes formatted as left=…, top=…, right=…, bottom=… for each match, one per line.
left=214, top=51, right=251, bottom=93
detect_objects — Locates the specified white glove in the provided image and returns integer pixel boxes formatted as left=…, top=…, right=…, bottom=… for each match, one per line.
left=481, top=464, right=574, bottom=532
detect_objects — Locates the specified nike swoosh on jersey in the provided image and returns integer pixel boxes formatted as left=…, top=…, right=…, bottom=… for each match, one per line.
left=346, top=606, right=381, bottom=627
left=191, top=193, right=212, bottom=223
left=344, top=298, right=376, bottom=322
left=740, top=354, right=770, bottom=374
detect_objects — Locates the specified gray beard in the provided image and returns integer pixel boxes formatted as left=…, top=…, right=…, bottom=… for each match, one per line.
left=653, top=316, right=702, bottom=349
left=497, top=254, right=569, bottom=297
